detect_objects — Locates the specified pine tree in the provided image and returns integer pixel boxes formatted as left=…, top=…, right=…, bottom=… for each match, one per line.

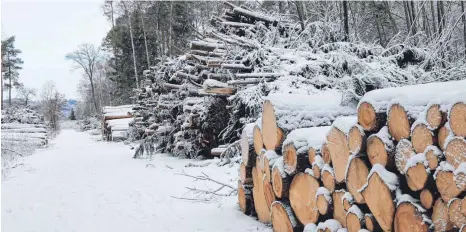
left=69, top=108, right=76, bottom=120
left=1, top=36, right=24, bottom=108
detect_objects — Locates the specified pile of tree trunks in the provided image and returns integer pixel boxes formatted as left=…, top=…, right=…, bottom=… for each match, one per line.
left=1, top=123, right=48, bottom=146
left=102, top=105, right=134, bottom=141
left=238, top=79, right=466, bottom=232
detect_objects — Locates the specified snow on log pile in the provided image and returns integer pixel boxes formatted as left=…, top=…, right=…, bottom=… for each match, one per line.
left=102, top=105, right=134, bottom=141
left=1, top=123, right=48, bottom=146
left=238, top=79, right=466, bottom=232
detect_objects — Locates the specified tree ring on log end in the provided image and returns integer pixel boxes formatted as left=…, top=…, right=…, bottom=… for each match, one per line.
left=271, top=202, right=294, bottom=232
left=394, top=202, right=429, bottom=232
left=448, top=198, right=466, bottom=228
left=289, top=173, right=320, bottom=224
left=425, top=149, right=439, bottom=170
left=283, top=143, right=297, bottom=174
left=346, top=212, right=362, bottom=232
left=388, top=103, right=411, bottom=141
left=420, top=189, right=433, bottom=210
left=450, top=102, right=466, bottom=137
left=358, top=102, right=377, bottom=131
left=316, top=194, right=329, bottom=215
left=438, top=125, right=450, bottom=150
left=346, top=157, right=369, bottom=204
left=253, top=125, right=263, bottom=156
left=406, top=163, right=428, bottom=191
left=445, top=137, right=466, bottom=169
left=348, top=126, right=364, bottom=155
left=262, top=100, right=278, bottom=150
left=271, top=167, right=283, bottom=198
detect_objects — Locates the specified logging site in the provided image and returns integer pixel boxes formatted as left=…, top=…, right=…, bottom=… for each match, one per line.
left=2, top=1, right=466, bottom=232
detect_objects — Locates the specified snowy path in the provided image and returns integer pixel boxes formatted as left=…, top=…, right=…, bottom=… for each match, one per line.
left=2, top=129, right=269, bottom=232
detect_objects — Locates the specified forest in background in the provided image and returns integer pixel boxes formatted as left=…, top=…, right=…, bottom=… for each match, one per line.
left=74, top=0, right=466, bottom=118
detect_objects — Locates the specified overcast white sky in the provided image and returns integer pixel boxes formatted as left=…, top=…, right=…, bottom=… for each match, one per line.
left=2, top=0, right=111, bottom=100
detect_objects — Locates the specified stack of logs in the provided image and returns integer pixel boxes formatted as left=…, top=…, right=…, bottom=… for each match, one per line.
left=238, top=80, right=466, bottom=232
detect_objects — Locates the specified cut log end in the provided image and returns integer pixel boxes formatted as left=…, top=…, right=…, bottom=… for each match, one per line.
left=425, top=148, right=439, bottom=170
left=263, top=178, right=275, bottom=214
left=283, top=144, right=297, bottom=175
left=364, top=214, right=380, bottom=232
left=327, top=128, right=350, bottom=183
left=450, top=102, right=466, bottom=137
left=445, top=137, right=466, bottom=169
left=308, top=148, right=316, bottom=165
left=436, top=170, right=465, bottom=202
left=348, top=126, right=365, bottom=155
left=411, top=123, right=434, bottom=154
left=345, top=157, right=369, bottom=204
left=420, top=189, right=434, bottom=210
left=426, top=104, right=444, bottom=129
left=394, top=202, right=429, bottom=232
left=358, top=102, right=377, bottom=131
left=316, top=194, right=330, bottom=215
left=262, top=100, right=278, bottom=150
left=438, top=125, right=451, bottom=151
left=432, top=198, right=453, bottom=232
left=406, top=163, right=428, bottom=191
left=360, top=172, right=395, bottom=231
left=388, top=103, right=411, bottom=141
left=322, top=170, right=335, bottom=193
left=289, top=173, right=320, bottom=224
left=271, top=201, right=297, bottom=232
left=238, top=181, right=254, bottom=215
left=322, top=143, right=332, bottom=164
left=253, top=126, right=263, bottom=156
left=272, top=166, right=289, bottom=199
left=367, top=136, right=391, bottom=167
left=346, top=212, right=363, bottom=232
left=332, top=191, right=347, bottom=227
left=448, top=198, right=466, bottom=229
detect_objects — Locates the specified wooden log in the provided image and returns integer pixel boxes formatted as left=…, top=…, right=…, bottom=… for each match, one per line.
left=203, top=79, right=235, bottom=95
left=394, top=197, right=430, bottom=232
left=262, top=91, right=356, bottom=151
left=271, top=201, right=302, bottom=232
left=449, top=101, right=466, bottom=137
left=438, top=123, right=453, bottom=151
left=321, top=142, right=332, bottom=164
left=332, top=190, right=348, bottom=227
left=345, top=156, right=369, bottom=204
left=346, top=205, right=365, bottom=232
left=322, top=164, right=336, bottom=193
left=411, top=120, right=436, bottom=154
left=190, top=40, right=225, bottom=51
left=220, top=63, right=252, bottom=70
left=395, top=139, right=415, bottom=174
left=367, top=126, right=395, bottom=168
left=289, top=172, right=320, bottom=224
left=424, top=102, right=447, bottom=130
left=420, top=188, right=434, bottom=210
left=220, top=21, right=255, bottom=28
left=253, top=164, right=270, bottom=223
left=176, top=71, right=200, bottom=82
left=261, top=150, right=280, bottom=183
left=316, top=187, right=333, bottom=216
left=348, top=124, right=366, bottom=155
left=263, top=177, right=276, bottom=216
left=404, top=154, right=429, bottom=191
left=253, top=122, right=264, bottom=156
left=444, top=137, right=466, bottom=169
left=240, top=162, right=253, bottom=185
left=342, top=191, right=354, bottom=212
left=235, top=73, right=282, bottom=78
left=238, top=181, right=255, bottom=215
left=359, top=164, right=398, bottom=231
left=103, top=114, right=133, bottom=121
left=227, top=78, right=275, bottom=86
left=424, top=145, right=442, bottom=171
left=282, top=127, right=330, bottom=175
left=435, top=162, right=466, bottom=202
left=241, top=123, right=256, bottom=167
left=312, top=155, right=325, bottom=179
left=364, top=213, right=381, bottom=232
left=357, top=80, right=466, bottom=133
left=432, top=198, right=454, bottom=232
left=272, top=157, right=291, bottom=199
left=448, top=198, right=466, bottom=228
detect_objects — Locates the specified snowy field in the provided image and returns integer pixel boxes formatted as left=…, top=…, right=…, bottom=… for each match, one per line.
left=2, top=129, right=269, bottom=232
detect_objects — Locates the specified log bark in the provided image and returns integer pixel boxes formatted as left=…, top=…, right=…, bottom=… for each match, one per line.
left=272, top=157, right=291, bottom=199
left=432, top=198, right=454, bottom=232
left=449, top=102, right=466, bottom=137
left=289, top=172, right=320, bottom=224
left=367, top=126, right=395, bottom=168
left=394, top=201, right=429, bottom=232
left=271, top=201, right=302, bottom=232
left=241, top=123, right=256, bottom=167
left=238, top=181, right=255, bottom=215
left=360, top=165, right=397, bottom=231
left=240, top=162, right=253, bottom=185
left=345, top=156, right=369, bottom=204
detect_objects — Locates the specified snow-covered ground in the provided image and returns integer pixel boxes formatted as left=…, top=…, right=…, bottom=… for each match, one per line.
left=2, top=129, right=269, bottom=232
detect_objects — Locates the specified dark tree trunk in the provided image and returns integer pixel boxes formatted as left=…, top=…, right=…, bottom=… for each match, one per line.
left=343, top=1, right=349, bottom=41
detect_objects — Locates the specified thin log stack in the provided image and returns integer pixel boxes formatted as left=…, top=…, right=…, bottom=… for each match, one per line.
left=238, top=79, right=466, bottom=232
left=102, top=105, right=134, bottom=141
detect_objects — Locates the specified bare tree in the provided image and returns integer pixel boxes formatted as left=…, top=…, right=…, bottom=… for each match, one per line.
left=40, top=81, right=66, bottom=131
left=66, top=44, right=102, bottom=113
left=17, top=85, right=36, bottom=106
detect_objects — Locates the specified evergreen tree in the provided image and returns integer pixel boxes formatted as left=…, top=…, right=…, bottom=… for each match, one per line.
left=69, top=108, right=76, bottom=120
left=1, top=36, right=24, bottom=107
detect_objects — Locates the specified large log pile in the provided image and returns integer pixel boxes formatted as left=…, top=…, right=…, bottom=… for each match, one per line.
left=238, top=79, right=466, bottom=232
